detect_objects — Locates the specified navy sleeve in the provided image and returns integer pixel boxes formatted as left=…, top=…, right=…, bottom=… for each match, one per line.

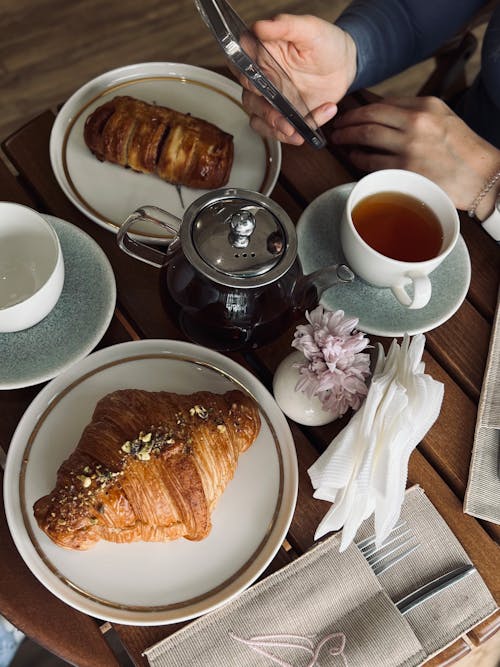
left=336, top=0, right=489, bottom=90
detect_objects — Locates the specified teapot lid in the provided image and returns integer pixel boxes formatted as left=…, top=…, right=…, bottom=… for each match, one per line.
left=181, top=188, right=297, bottom=288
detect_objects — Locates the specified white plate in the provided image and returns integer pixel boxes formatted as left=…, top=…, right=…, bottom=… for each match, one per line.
left=3, top=339, right=298, bottom=625
left=297, top=184, right=471, bottom=337
left=50, top=62, right=281, bottom=242
left=0, top=215, right=116, bottom=389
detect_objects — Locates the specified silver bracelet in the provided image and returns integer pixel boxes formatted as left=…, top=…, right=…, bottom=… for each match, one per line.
left=467, top=168, right=500, bottom=218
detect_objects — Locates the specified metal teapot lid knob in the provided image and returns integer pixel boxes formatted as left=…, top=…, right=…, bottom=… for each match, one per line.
left=229, top=210, right=255, bottom=248
left=182, top=188, right=297, bottom=288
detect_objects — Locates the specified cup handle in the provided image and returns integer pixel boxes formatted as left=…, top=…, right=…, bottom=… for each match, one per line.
left=391, top=272, right=432, bottom=309
left=117, top=206, right=182, bottom=268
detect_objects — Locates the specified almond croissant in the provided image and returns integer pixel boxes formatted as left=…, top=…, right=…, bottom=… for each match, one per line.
left=33, top=389, right=260, bottom=550
left=83, top=95, right=234, bottom=189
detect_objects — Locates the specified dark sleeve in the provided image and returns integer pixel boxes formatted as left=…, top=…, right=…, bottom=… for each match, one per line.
left=335, top=0, right=489, bottom=90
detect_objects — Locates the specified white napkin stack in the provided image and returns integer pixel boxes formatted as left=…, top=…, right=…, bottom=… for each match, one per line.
left=308, top=334, right=444, bottom=551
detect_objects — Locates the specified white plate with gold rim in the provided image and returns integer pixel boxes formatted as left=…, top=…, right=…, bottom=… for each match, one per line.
left=49, top=63, right=281, bottom=242
left=3, top=339, right=297, bottom=625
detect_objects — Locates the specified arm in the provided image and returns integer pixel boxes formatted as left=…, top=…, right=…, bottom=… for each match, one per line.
left=336, top=0, right=488, bottom=91
left=238, top=1, right=489, bottom=145
left=330, top=3, right=500, bottom=219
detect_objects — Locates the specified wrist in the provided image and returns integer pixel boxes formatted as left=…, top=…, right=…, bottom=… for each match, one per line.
left=342, top=30, right=358, bottom=93
left=467, top=165, right=500, bottom=220
left=474, top=185, right=500, bottom=222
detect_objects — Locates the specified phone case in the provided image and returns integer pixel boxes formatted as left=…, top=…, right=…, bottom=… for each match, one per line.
left=194, top=0, right=326, bottom=149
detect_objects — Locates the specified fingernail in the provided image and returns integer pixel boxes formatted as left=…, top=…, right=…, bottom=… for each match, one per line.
left=324, top=103, right=337, bottom=118
left=276, top=120, right=294, bottom=137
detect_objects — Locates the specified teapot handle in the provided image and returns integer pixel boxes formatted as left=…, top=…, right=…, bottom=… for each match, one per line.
left=117, top=206, right=182, bottom=268
left=305, top=264, right=355, bottom=295
left=295, top=263, right=355, bottom=312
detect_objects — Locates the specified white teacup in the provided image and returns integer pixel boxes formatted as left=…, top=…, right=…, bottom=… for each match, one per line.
left=340, top=170, right=460, bottom=309
left=0, top=203, right=64, bottom=332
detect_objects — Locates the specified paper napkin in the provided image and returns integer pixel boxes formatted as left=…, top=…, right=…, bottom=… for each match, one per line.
left=308, top=334, right=444, bottom=550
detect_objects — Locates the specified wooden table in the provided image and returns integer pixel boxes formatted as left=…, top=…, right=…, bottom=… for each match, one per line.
left=0, top=94, right=499, bottom=667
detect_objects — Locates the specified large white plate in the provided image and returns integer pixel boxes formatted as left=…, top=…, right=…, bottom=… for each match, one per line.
left=50, top=63, right=281, bottom=242
left=3, top=339, right=298, bottom=625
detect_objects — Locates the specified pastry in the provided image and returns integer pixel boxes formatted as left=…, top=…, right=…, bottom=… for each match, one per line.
left=83, top=95, right=234, bottom=189
left=33, top=388, right=260, bottom=550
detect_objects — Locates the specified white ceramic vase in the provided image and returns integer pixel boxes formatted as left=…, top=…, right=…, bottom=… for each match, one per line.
left=272, top=351, right=336, bottom=426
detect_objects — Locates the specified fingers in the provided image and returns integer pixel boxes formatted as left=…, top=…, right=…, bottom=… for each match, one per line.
left=311, top=102, right=338, bottom=127
left=252, top=14, right=320, bottom=45
left=242, top=89, right=303, bottom=143
left=249, top=114, right=304, bottom=145
left=242, top=89, right=295, bottom=137
left=333, top=102, right=412, bottom=131
left=333, top=96, right=450, bottom=132
left=331, top=122, right=404, bottom=154
left=242, top=89, right=337, bottom=145
left=382, top=96, right=449, bottom=112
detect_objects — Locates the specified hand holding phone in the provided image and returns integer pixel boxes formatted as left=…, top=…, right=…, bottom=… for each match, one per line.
left=195, top=0, right=327, bottom=148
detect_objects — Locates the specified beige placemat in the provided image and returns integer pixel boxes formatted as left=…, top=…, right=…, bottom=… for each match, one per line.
left=464, top=286, right=500, bottom=523
left=145, top=487, right=496, bottom=667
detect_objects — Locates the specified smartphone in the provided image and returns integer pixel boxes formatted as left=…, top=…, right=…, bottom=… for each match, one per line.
left=194, top=0, right=326, bottom=149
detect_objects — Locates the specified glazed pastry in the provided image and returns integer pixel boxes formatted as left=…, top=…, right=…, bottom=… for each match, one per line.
left=33, top=389, right=260, bottom=550
left=83, top=95, right=234, bottom=189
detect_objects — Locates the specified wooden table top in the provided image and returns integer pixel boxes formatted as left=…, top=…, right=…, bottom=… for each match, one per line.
left=0, top=91, right=499, bottom=667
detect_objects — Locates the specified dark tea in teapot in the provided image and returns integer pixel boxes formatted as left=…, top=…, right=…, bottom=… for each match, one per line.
left=159, top=256, right=308, bottom=352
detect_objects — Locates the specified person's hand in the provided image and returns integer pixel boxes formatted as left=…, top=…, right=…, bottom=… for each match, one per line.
left=239, top=14, right=357, bottom=145
left=330, top=96, right=500, bottom=219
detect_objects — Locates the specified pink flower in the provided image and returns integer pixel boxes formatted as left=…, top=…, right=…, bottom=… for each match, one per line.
left=291, top=305, right=371, bottom=420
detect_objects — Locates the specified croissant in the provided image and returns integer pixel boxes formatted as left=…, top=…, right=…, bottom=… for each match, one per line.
left=33, top=389, right=260, bottom=550
left=83, top=95, right=234, bottom=189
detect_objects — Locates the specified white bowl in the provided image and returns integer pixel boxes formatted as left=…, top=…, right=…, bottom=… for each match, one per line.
left=0, top=203, right=64, bottom=332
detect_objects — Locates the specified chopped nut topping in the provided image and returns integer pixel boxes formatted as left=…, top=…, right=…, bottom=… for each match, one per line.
left=120, top=427, right=184, bottom=461
left=217, top=424, right=226, bottom=432
left=189, top=405, right=208, bottom=419
left=77, top=475, right=92, bottom=488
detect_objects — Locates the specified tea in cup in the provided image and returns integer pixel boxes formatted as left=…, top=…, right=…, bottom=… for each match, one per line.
left=340, top=170, right=459, bottom=309
left=0, top=202, right=64, bottom=332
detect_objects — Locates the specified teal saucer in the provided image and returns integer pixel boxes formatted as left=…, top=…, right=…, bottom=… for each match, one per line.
left=297, top=183, right=471, bottom=337
left=0, top=215, right=116, bottom=389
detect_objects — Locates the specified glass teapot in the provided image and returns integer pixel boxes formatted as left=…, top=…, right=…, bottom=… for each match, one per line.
left=117, top=188, right=353, bottom=351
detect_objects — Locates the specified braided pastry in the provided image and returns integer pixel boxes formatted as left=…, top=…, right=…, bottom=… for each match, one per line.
left=33, top=388, right=260, bottom=550
left=83, top=95, right=234, bottom=189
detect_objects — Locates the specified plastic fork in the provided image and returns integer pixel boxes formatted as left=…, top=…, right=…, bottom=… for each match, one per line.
left=357, top=521, right=420, bottom=575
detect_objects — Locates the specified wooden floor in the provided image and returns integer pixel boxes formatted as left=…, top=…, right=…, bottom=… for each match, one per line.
left=0, top=0, right=347, bottom=142
left=1, top=2, right=495, bottom=666
left=3, top=0, right=483, bottom=144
